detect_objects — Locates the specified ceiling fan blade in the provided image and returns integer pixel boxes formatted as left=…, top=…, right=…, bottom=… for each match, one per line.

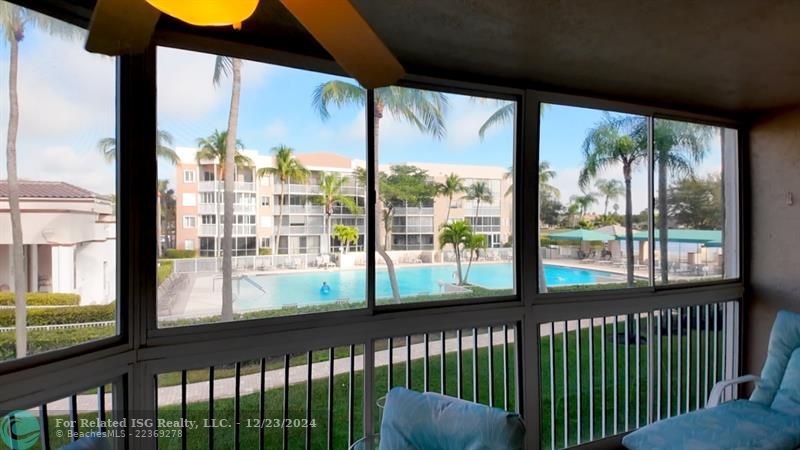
left=279, top=0, right=404, bottom=89
left=85, top=0, right=161, bottom=55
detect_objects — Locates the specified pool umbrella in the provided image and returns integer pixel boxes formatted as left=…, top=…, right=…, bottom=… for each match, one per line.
left=547, top=229, right=616, bottom=242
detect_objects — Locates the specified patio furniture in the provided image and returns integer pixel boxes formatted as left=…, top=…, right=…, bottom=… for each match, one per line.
left=376, top=387, right=525, bottom=450
left=622, top=310, right=800, bottom=450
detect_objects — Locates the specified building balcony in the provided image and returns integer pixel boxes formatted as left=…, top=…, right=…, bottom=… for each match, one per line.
left=283, top=183, right=366, bottom=196
left=198, top=224, right=257, bottom=236
left=463, top=206, right=502, bottom=216
left=394, top=206, right=434, bottom=215
left=284, top=205, right=325, bottom=214
left=197, top=203, right=257, bottom=215
left=198, top=181, right=256, bottom=192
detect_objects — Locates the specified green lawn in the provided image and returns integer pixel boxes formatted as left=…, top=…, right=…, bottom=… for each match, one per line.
left=157, top=260, right=174, bottom=286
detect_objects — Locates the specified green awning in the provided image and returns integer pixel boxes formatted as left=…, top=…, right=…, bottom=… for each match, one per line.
left=704, top=240, right=723, bottom=248
left=620, top=229, right=722, bottom=244
left=548, top=229, right=616, bottom=242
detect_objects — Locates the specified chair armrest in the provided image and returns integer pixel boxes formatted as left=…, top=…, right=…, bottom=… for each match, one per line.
left=706, top=374, right=760, bottom=408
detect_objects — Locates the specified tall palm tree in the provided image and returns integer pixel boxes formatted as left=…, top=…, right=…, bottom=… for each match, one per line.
left=594, top=179, right=624, bottom=216
left=579, top=114, right=647, bottom=287
left=462, top=233, right=487, bottom=285
left=464, top=181, right=494, bottom=220
left=97, top=129, right=179, bottom=164
left=437, top=173, right=464, bottom=223
left=1, top=3, right=82, bottom=358
left=314, top=172, right=361, bottom=254
left=312, top=81, right=448, bottom=302
left=332, top=224, right=358, bottom=253
left=438, top=220, right=472, bottom=285
left=257, top=145, right=309, bottom=255
left=537, top=161, right=560, bottom=293
left=569, top=193, right=598, bottom=219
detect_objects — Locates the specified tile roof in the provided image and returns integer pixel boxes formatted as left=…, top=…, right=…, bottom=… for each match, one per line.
left=0, top=180, right=99, bottom=199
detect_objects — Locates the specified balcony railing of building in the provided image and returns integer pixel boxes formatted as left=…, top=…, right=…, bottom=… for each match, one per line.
left=198, top=203, right=257, bottom=215
left=198, top=181, right=256, bottom=192
left=394, top=206, right=434, bottom=215
left=285, top=184, right=366, bottom=196
left=392, top=226, right=435, bottom=234
left=463, top=206, right=502, bottom=217
left=285, top=205, right=325, bottom=214
left=198, top=224, right=257, bottom=236
left=282, top=225, right=325, bottom=235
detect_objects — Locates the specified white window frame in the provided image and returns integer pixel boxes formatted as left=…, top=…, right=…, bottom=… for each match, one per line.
left=183, top=216, right=196, bottom=228
left=183, top=169, right=195, bottom=183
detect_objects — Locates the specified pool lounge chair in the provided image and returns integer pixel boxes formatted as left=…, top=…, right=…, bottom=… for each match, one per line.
left=622, top=310, right=800, bottom=450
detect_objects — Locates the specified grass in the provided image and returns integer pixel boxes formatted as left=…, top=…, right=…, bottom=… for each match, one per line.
left=158, top=260, right=174, bottom=286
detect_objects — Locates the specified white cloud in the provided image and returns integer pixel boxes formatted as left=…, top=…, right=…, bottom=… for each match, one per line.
left=263, top=119, right=288, bottom=141
left=19, top=145, right=115, bottom=195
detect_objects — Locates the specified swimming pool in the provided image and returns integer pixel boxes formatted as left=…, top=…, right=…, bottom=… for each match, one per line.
left=233, top=263, right=625, bottom=311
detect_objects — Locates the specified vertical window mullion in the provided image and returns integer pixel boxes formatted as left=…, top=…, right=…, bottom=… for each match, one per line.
left=366, top=88, right=377, bottom=313
left=647, top=115, right=656, bottom=289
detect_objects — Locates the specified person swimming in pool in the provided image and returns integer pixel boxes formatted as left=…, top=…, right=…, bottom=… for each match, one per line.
left=320, top=281, right=331, bottom=294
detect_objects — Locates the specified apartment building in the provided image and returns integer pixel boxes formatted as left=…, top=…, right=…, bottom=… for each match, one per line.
left=174, top=148, right=512, bottom=257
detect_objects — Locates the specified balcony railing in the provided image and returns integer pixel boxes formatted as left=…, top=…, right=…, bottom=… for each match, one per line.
left=197, top=203, right=257, bottom=215
left=198, top=224, right=256, bottom=236
left=463, top=206, right=502, bottom=217
left=394, top=206, right=434, bottom=215
left=198, top=181, right=256, bottom=192
left=284, top=183, right=365, bottom=196
left=392, top=226, right=435, bottom=234
left=285, top=205, right=325, bottom=214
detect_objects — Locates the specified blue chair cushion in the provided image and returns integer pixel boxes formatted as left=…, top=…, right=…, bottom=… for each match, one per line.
left=622, top=400, right=800, bottom=450
left=772, top=347, right=800, bottom=415
left=752, top=310, right=800, bottom=406
left=378, top=387, right=525, bottom=450
left=58, top=434, right=111, bottom=450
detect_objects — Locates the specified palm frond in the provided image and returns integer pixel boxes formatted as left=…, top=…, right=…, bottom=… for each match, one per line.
left=311, top=80, right=365, bottom=121
left=97, top=137, right=116, bottom=163
left=213, top=55, right=233, bottom=87
left=478, top=103, right=515, bottom=140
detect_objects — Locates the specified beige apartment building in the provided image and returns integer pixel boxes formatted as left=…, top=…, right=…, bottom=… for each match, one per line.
left=173, top=148, right=513, bottom=258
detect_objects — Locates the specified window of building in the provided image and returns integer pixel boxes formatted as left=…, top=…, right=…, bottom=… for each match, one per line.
left=0, top=2, right=118, bottom=363
left=260, top=216, right=273, bottom=227
left=261, top=195, right=269, bottom=206
left=375, top=86, right=515, bottom=304
left=183, top=169, right=195, bottom=183
left=260, top=237, right=270, bottom=249
left=184, top=240, right=195, bottom=250
left=183, top=216, right=196, bottom=228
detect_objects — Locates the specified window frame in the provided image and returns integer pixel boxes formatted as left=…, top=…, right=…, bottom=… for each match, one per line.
left=183, top=169, right=195, bottom=183
left=182, top=215, right=196, bottom=229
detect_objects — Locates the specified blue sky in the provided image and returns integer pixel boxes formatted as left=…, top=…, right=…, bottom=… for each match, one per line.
left=0, top=11, right=724, bottom=216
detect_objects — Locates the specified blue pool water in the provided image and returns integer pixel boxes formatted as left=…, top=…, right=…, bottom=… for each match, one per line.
left=233, top=263, right=624, bottom=311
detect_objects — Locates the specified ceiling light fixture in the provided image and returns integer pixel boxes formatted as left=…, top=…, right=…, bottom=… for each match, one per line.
left=145, top=0, right=259, bottom=29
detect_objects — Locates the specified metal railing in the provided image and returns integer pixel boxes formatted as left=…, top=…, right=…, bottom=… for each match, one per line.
left=198, top=181, right=256, bottom=192
left=538, top=299, right=740, bottom=450
left=173, top=254, right=324, bottom=273
left=198, top=204, right=257, bottom=215
left=393, top=207, right=434, bottom=215
left=198, top=224, right=257, bottom=236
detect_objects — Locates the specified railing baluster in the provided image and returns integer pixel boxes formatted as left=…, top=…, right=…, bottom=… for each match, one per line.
left=589, top=316, right=595, bottom=440
left=209, top=366, right=215, bottom=450
left=306, top=351, right=312, bottom=450
left=549, top=323, right=555, bottom=450
left=667, top=309, right=672, bottom=418
left=441, top=331, right=447, bottom=395
left=613, top=316, right=618, bottom=435
left=388, top=338, right=394, bottom=390
left=406, top=336, right=412, bottom=390
left=39, top=404, right=50, bottom=450
left=601, top=317, right=606, bottom=437
left=473, top=328, right=479, bottom=402
left=704, top=304, right=710, bottom=407
left=457, top=329, right=463, bottom=399
left=424, top=333, right=430, bottom=393
left=722, top=302, right=728, bottom=401
left=576, top=319, right=582, bottom=445
left=283, top=356, right=289, bottom=450
left=624, top=314, right=629, bottom=430
left=563, top=320, right=570, bottom=448
left=235, top=362, right=241, bottom=450
left=348, top=345, right=355, bottom=447
left=635, top=313, right=640, bottom=429
left=259, top=359, right=266, bottom=450
left=328, top=348, right=334, bottom=450
left=685, top=308, right=691, bottom=412
left=503, top=325, right=510, bottom=410
left=695, top=305, right=701, bottom=411
left=713, top=304, right=719, bottom=391
left=488, top=326, right=495, bottom=408
left=97, top=385, right=106, bottom=433
left=69, top=395, right=78, bottom=441
left=656, top=310, right=662, bottom=421
left=182, top=370, right=188, bottom=450
left=677, top=307, right=682, bottom=414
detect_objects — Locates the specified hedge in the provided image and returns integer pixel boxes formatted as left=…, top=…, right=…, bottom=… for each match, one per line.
left=0, top=303, right=116, bottom=327
left=164, top=249, right=197, bottom=259
left=158, top=260, right=174, bottom=286
left=0, top=325, right=115, bottom=361
left=0, top=292, right=80, bottom=306
left=258, top=247, right=272, bottom=255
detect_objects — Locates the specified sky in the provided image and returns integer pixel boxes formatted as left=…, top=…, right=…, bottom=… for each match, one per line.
left=0, top=7, right=726, bottom=216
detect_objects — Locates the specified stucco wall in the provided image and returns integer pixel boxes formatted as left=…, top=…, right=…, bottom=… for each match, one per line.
left=746, top=106, right=800, bottom=375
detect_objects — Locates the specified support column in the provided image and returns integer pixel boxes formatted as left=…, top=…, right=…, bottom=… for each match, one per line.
left=51, top=245, right=75, bottom=293
left=28, top=243, right=38, bottom=292
left=7, top=247, right=13, bottom=291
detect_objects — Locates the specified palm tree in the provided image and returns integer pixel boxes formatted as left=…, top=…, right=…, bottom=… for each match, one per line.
left=97, top=129, right=179, bottom=164
left=438, top=220, right=472, bottom=285
left=332, top=224, right=359, bottom=253
left=579, top=114, right=648, bottom=287
left=462, top=233, right=487, bottom=284
left=537, top=161, right=560, bottom=293
left=257, top=145, right=309, bottom=255
left=314, top=172, right=361, bottom=253
left=594, top=179, right=624, bottom=216
left=464, top=181, right=493, bottom=220
left=156, top=179, right=174, bottom=257
left=437, top=173, right=464, bottom=223
left=569, top=193, right=598, bottom=218
left=2, top=3, right=82, bottom=358
left=312, top=81, right=447, bottom=302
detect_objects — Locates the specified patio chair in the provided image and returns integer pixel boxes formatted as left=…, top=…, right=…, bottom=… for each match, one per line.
left=622, top=310, right=800, bottom=450
left=362, top=387, right=524, bottom=450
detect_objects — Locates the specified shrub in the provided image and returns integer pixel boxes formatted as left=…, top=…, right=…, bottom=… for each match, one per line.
left=0, top=292, right=80, bottom=306
left=164, top=249, right=197, bottom=259
left=0, top=325, right=115, bottom=361
left=258, top=247, right=272, bottom=256
left=0, top=303, right=116, bottom=327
